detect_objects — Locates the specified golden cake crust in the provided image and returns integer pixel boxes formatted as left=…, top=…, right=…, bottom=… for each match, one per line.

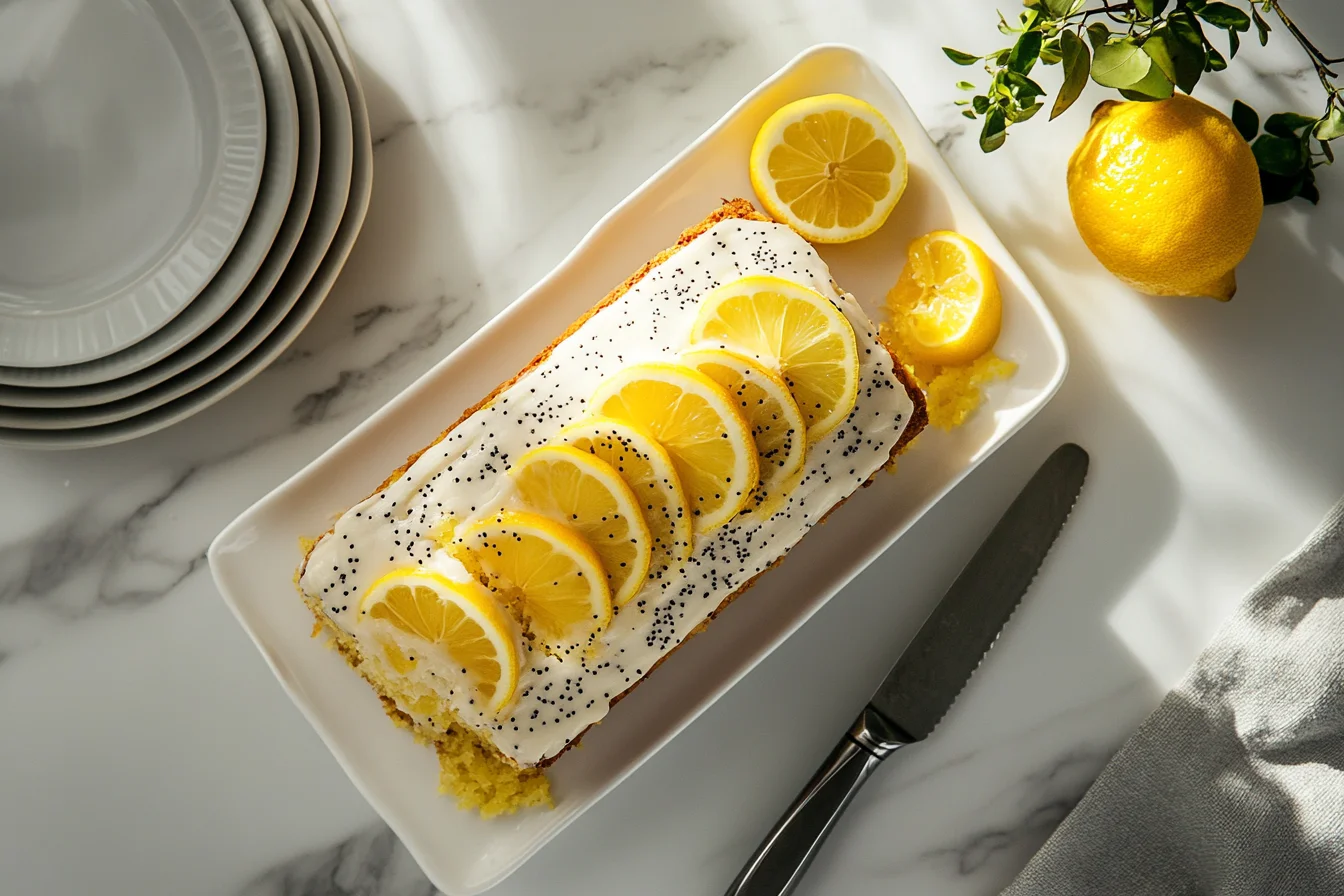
left=298, top=198, right=927, bottom=770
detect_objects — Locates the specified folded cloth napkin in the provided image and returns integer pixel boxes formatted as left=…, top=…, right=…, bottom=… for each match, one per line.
left=1005, top=499, right=1344, bottom=896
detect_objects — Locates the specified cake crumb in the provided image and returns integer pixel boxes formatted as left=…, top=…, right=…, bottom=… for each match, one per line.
left=879, top=323, right=1014, bottom=431
left=437, top=728, right=552, bottom=817
left=918, top=352, right=1016, bottom=430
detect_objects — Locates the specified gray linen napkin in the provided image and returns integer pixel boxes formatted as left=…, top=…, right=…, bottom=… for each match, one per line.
left=1005, top=499, right=1344, bottom=896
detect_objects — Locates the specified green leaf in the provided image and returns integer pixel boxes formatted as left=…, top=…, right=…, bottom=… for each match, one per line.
left=972, top=94, right=991, bottom=115
left=1253, top=133, right=1307, bottom=176
left=962, top=110, right=978, bottom=119
left=1152, top=0, right=1170, bottom=14
left=1321, top=139, right=1335, bottom=164
left=1259, top=169, right=1304, bottom=205
left=1003, top=70, right=1046, bottom=102
left=995, top=48, right=1013, bottom=65
left=943, top=47, right=980, bottom=65
left=1091, top=38, right=1153, bottom=89
left=1051, top=30, right=1091, bottom=120
left=1086, top=23, right=1111, bottom=51
left=1143, top=26, right=1204, bottom=94
left=1206, top=46, right=1228, bottom=71
left=980, top=107, right=1008, bottom=152
left=1040, top=40, right=1063, bottom=65
left=1008, top=102, right=1043, bottom=123
left=1251, top=8, right=1270, bottom=45
left=1264, top=112, right=1318, bottom=138
left=1122, top=64, right=1175, bottom=100
left=1316, top=106, right=1344, bottom=141
left=1299, top=173, right=1321, bottom=205
left=957, top=81, right=977, bottom=90
left=1231, top=100, right=1259, bottom=142
left=1165, top=13, right=1208, bottom=92
left=1194, top=2, right=1251, bottom=32
left=1134, top=0, right=1155, bottom=16
left=1008, top=30, right=1043, bottom=75
left=1228, top=27, right=1240, bottom=58
left=1044, top=0, right=1077, bottom=16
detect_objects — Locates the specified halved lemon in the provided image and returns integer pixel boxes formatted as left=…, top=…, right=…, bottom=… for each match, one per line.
left=360, top=569, right=519, bottom=714
left=507, top=445, right=651, bottom=607
left=689, top=275, right=859, bottom=439
left=885, top=230, right=1001, bottom=366
left=589, top=362, right=758, bottom=532
left=682, top=346, right=807, bottom=517
left=749, top=93, right=907, bottom=243
left=456, top=510, right=611, bottom=651
left=558, top=417, right=692, bottom=583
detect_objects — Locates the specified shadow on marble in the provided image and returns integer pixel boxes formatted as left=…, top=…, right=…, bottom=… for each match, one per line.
left=1146, top=192, right=1344, bottom=509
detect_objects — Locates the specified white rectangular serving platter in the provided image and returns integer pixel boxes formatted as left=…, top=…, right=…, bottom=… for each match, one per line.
left=209, top=44, right=1067, bottom=895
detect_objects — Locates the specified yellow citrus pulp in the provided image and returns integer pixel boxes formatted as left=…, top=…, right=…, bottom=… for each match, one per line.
left=507, top=445, right=652, bottom=607
left=589, top=363, right=758, bottom=532
left=360, top=569, right=519, bottom=713
left=456, top=510, right=611, bottom=651
left=690, top=275, right=859, bottom=439
left=885, top=230, right=1001, bottom=367
left=682, top=346, right=807, bottom=517
left=750, top=93, right=907, bottom=242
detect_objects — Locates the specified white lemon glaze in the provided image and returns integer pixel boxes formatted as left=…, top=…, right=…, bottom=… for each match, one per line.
left=300, top=220, right=915, bottom=767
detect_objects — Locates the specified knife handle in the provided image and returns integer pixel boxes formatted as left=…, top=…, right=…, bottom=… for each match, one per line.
left=724, top=706, right=913, bottom=896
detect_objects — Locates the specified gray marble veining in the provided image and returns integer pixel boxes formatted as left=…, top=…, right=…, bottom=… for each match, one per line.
left=2, top=0, right=1342, bottom=894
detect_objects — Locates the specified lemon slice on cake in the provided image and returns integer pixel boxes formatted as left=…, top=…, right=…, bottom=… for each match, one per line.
left=885, top=230, right=1002, bottom=366
left=689, top=275, right=859, bottom=440
left=457, top=510, right=611, bottom=651
left=360, top=569, right=519, bottom=714
left=589, top=362, right=758, bottom=532
left=683, top=347, right=807, bottom=517
left=558, top=417, right=692, bottom=583
left=507, top=445, right=651, bottom=607
left=749, top=93, right=907, bottom=243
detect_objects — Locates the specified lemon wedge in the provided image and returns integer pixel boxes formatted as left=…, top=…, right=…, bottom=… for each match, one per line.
left=360, top=569, right=519, bottom=714
left=507, top=445, right=651, bottom=607
left=456, top=510, right=611, bottom=651
left=689, top=275, right=859, bottom=440
left=749, top=93, right=907, bottom=243
left=559, top=417, right=692, bottom=584
left=589, top=362, right=758, bottom=532
left=683, top=346, right=806, bottom=517
left=885, top=230, right=1001, bottom=366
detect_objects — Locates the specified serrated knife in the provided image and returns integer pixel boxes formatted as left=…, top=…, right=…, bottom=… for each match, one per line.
left=725, top=443, right=1089, bottom=896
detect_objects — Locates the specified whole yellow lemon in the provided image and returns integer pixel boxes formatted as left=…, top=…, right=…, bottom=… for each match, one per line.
left=1066, top=95, right=1262, bottom=300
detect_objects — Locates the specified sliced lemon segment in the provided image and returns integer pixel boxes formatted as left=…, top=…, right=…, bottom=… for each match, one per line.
left=749, top=93, right=907, bottom=243
left=885, top=230, right=1001, bottom=366
left=507, top=445, right=651, bottom=607
left=359, top=569, right=519, bottom=714
left=689, top=275, right=859, bottom=440
left=558, top=417, right=692, bottom=584
left=589, top=362, right=758, bottom=532
left=682, top=346, right=807, bottom=517
left=456, top=510, right=611, bottom=651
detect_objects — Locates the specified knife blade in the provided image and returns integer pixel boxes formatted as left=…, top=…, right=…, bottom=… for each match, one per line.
left=725, top=443, right=1089, bottom=896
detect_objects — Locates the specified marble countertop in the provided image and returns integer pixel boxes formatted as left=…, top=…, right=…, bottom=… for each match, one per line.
left=4, top=1, right=1344, bottom=893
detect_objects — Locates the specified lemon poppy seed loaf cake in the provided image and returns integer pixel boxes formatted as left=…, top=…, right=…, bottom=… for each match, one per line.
left=297, top=199, right=927, bottom=814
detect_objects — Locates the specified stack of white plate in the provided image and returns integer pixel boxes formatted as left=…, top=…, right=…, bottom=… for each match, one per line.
left=0, top=0, right=372, bottom=449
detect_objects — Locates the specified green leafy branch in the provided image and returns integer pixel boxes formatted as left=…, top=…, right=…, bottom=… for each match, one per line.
left=944, top=0, right=1344, bottom=204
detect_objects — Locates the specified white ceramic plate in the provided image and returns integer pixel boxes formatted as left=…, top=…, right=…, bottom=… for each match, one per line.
left=0, top=0, right=302, bottom=405
left=0, top=0, right=265, bottom=367
left=0, top=0, right=368, bottom=448
left=209, top=45, right=1066, bottom=895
